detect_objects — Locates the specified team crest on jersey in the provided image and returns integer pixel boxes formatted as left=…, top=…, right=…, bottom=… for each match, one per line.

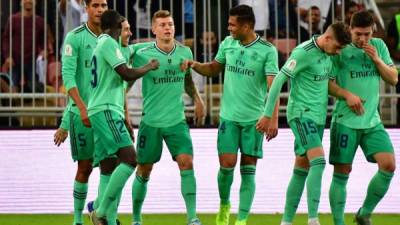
left=168, top=58, right=172, bottom=64
left=251, top=52, right=258, bottom=60
left=116, top=48, right=124, bottom=60
left=286, top=59, right=297, bottom=72
left=64, top=44, right=73, bottom=56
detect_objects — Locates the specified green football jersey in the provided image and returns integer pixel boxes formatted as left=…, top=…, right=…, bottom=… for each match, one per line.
left=332, top=38, right=394, bottom=129
left=281, top=36, right=335, bottom=125
left=215, top=35, right=279, bottom=122
left=62, top=23, right=98, bottom=115
left=88, top=34, right=126, bottom=117
left=133, top=41, right=192, bottom=127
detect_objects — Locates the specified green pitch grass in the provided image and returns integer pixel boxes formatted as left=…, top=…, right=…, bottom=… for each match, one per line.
left=0, top=213, right=399, bottom=225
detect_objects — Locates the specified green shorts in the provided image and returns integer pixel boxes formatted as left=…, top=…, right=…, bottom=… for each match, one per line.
left=217, top=117, right=264, bottom=158
left=136, top=120, right=193, bottom=164
left=68, top=111, right=94, bottom=161
left=90, top=110, right=133, bottom=165
left=288, top=118, right=324, bottom=156
left=329, top=122, right=394, bottom=164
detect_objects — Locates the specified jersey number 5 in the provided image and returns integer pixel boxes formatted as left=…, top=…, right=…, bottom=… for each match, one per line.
left=91, top=56, right=98, bottom=88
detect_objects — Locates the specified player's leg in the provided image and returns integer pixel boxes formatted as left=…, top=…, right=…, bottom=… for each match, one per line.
left=328, top=122, right=358, bottom=225
left=283, top=118, right=326, bottom=225
left=234, top=120, right=263, bottom=225
left=132, top=164, right=153, bottom=225
left=74, top=160, right=93, bottom=225
left=281, top=155, right=309, bottom=225
left=132, top=121, right=163, bottom=225
left=69, top=112, right=94, bottom=225
left=95, top=158, right=120, bottom=225
left=356, top=125, right=395, bottom=224
left=90, top=110, right=137, bottom=224
left=216, top=118, right=240, bottom=225
left=164, top=121, right=201, bottom=225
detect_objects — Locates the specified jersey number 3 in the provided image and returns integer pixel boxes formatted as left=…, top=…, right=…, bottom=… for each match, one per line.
left=91, top=56, right=98, bottom=88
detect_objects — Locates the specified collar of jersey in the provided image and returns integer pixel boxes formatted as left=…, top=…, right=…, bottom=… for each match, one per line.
left=85, top=23, right=99, bottom=38
left=312, top=35, right=323, bottom=52
left=154, top=42, right=177, bottom=56
left=239, top=34, right=260, bottom=48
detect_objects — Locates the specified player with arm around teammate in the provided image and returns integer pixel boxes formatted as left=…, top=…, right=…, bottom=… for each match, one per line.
left=256, top=22, right=353, bottom=225
left=182, top=5, right=280, bottom=225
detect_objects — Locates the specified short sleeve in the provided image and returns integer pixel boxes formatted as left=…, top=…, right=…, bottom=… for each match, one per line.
left=101, top=38, right=126, bottom=68
left=264, top=46, right=279, bottom=76
left=280, top=48, right=308, bottom=78
left=215, top=37, right=228, bottom=64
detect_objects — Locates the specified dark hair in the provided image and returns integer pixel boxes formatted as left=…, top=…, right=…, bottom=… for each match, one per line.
left=350, top=10, right=374, bottom=28
left=152, top=10, right=172, bottom=24
left=100, top=10, right=123, bottom=31
left=84, top=0, right=91, bottom=5
left=229, top=4, right=255, bottom=28
left=345, top=1, right=358, bottom=13
left=329, top=22, right=351, bottom=45
left=309, top=5, right=320, bottom=12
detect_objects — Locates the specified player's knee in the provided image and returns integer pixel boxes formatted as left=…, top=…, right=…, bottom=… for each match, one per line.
left=334, top=164, right=352, bottom=174
left=176, top=157, right=193, bottom=170
left=136, top=165, right=153, bottom=178
left=380, top=161, right=396, bottom=173
left=77, top=164, right=93, bottom=177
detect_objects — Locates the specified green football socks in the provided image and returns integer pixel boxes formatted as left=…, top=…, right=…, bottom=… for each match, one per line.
left=132, top=175, right=149, bottom=222
left=329, top=172, right=349, bottom=225
left=359, top=170, right=393, bottom=216
left=282, top=167, right=308, bottom=223
left=73, top=181, right=88, bottom=224
left=96, top=163, right=134, bottom=217
left=217, top=167, right=234, bottom=205
left=238, top=165, right=256, bottom=221
left=307, top=157, right=326, bottom=219
left=181, top=169, right=197, bottom=221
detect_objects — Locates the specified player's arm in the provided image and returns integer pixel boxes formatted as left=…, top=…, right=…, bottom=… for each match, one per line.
left=265, top=75, right=280, bottom=141
left=363, top=43, right=398, bottom=86
left=54, top=108, right=69, bottom=146
left=124, top=92, right=134, bottom=141
left=256, top=72, right=288, bottom=134
left=115, top=60, right=159, bottom=81
left=184, top=71, right=206, bottom=127
left=182, top=60, right=224, bottom=77
left=61, top=33, right=91, bottom=127
left=328, top=79, right=364, bottom=115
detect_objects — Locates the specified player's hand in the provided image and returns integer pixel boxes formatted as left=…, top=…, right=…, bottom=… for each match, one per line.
left=180, top=60, right=192, bottom=71
left=54, top=128, right=68, bottom=146
left=256, top=116, right=270, bottom=132
left=266, top=117, right=278, bottom=141
left=79, top=107, right=91, bottom=127
left=180, top=60, right=198, bottom=72
left=149, top=59, right=160, bottom=70
left=194, top=98, right=206, bottom=127
left=362, top=44, right=379, bottom=63
left=345, top=92, right=365, bottom=115
left=125, top=119, right=135, bottom=142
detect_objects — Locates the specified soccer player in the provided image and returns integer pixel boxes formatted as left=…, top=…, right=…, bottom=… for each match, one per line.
left=88, top=18, right=136, bottom=225
left=182, top=5, right=280, bottom=225
left=130, top=10, right=205, bottom=225
left=89, top=9, right=159, bottom=225
left=256, top=22, right=352, bottom=225
left=58, top=1, right=107, bottom=224
left=328, top=11, right=398, bottom=225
